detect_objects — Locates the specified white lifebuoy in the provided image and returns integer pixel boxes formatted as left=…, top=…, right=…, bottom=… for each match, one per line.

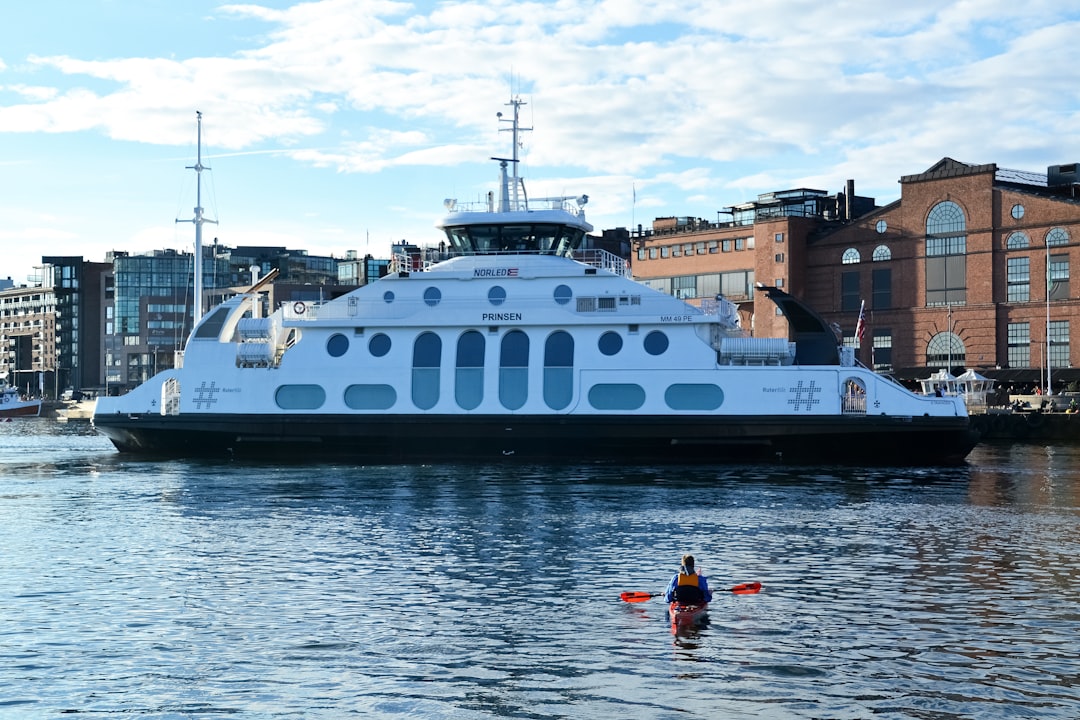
left=293, top=301, right=306, bottom=315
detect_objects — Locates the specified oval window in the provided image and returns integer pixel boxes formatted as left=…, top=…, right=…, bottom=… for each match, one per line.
left=275, top=384, right=326, bottom=410
left=326, top=333, right=349, bottom=358
left=665, top=383, right=724, bottom=410
left=643, top=331, right=669, bottom=356
left=488, top=286, right=507, bottom=306
left=424, top=287, right=442, bottom=307
left=369, top=333, right=392, bottom=357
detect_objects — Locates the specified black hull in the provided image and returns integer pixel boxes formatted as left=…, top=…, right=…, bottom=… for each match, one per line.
left=93, top=413, right=979, bottom=466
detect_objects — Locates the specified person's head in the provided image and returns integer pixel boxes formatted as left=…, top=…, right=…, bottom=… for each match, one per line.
left=681, top=554, right=695, bottom=573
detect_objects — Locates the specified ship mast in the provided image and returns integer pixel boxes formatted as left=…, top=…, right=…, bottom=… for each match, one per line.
left=497, top=97, right=531, bottom=211
left=176, top=111, right=217, bottom=322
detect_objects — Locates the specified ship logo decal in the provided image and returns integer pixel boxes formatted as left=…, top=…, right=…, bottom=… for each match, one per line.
left=193, top=381, right=221, bottom=410
left=787, top=380, right=822, bottom=412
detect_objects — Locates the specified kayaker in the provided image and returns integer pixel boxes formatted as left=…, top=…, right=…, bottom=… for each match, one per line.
left=664, top=554, right=713, bottom=604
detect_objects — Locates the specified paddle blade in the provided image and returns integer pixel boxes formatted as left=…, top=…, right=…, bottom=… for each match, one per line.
left=620, top=591, right=659, bottom=603
left=730, top=582, right=762, bottom=595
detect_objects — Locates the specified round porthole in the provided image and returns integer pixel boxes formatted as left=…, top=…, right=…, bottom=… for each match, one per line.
left=598, top=331, right=623, bottom=356
left=326, top=333, right=349, bottom=358
left=369, top=333, right=392, bottom=357
left=383, top=291, right=395, bottom=304
left=488, top=286, right=507, bottom=306
left=553, top=284, right=572, bottom=305
left=424, top=287, right=442, bottom=307
left=644, top=330, right=669, bottom=356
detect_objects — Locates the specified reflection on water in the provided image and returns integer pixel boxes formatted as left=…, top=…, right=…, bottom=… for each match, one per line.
left=0, top=421, right=1078, bottom=717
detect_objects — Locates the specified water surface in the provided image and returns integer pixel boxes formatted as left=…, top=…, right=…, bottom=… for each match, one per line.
left=1, top=421, right=1077, bottom=718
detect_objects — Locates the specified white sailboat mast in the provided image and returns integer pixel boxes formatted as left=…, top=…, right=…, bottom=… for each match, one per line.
left=176, top=111, right=217, bottom=322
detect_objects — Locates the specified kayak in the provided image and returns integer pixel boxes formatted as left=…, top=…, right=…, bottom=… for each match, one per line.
left=668, top=601, right=708, bottom=626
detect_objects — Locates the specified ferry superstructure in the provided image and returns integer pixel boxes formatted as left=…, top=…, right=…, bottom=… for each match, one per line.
left=93, top=102, right=978, bottom=465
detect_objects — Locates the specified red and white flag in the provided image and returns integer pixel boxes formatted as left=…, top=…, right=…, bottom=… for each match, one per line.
left=855, top=300, right=866, bottom=343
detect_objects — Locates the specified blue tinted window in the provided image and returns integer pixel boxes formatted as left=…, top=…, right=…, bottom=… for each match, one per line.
left=383, top=291, right=395, bottom=303
left=544, top=331, right=574, bottom=410
left=424, top=286, right=442, bottom=307
left=544, top=331, right=574, bottom=367
left=369, top=333, right=391, bottom=357
left=598, top=331, right=622, bottom=356
left=488, top=286, right=507, bottom=306
left=344, top=384, right=397, bottom=410
left=413, top=332, right=442, bottom=367
left=412, top=332, right=442, bottom=409
left=327, top=333, right=349, bottom=357
left=456, top=331, right=485, bottom=367
left=500, top=330, right=529, bottom=367
left=665, top=383, right=724, bottom=410
left=499, top=330, right=529, bottom=410
left=553, top=284, right=572, bottom=305
left=644, top=330, right=669, bottom=356
left=275, top=384, right=326, bottom=410
left=455, top=331, right=485, bottom=410
left=588, top=383, right=645, bottom=410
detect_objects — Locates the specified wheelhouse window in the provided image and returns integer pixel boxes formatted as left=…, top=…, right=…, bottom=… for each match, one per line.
left=444, top=223, right=585, bottom=256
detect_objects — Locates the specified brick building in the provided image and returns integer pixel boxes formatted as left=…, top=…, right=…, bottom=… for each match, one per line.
left=631, top=158, right=1080, bottom=389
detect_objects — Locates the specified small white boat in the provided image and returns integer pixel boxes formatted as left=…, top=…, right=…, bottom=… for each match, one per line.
left=92, top=101, right=977, bottom=465
left=0, top=380, right=42, bottom=418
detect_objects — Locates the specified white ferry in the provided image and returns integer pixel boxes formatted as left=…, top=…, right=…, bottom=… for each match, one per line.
left=93, top=103, right=978, bottom=465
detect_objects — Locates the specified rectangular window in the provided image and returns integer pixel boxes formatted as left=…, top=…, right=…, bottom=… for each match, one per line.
left=708, top=241, right=718, bottom=254
left=775, top=233, right=784, bottom=243
left=672, top=275, right=697, bottom=300
left=1007, top=322, right=1030, bottom=368
left=1049, top=254, right=1069, bottom=301
left=926, top=255, right=967, bottom=306
left=1007, top=257, right=1030, bottom=302
left=774, top=253, right=785, bottom=263
left=722, top=240, right=732, bottom=252
left=872, top=268, right=891, bottom=309
left=648, top=247, right=658, bottom=259
left=735, top=238, right=745, bottom=251
left=660, top=246, right=670, bottom=258
left=841, top=271, right=860, bottom=312
left=1049, top=320, right=1070, bottom=368
left=872, top=330, right=893, bottom=371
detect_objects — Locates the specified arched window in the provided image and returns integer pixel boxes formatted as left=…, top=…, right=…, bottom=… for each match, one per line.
left=499, top=330, right=529, bottom=410
left=543, top=331, right=574, bottom=410
left=842, top=248, right=861, bottom=264
left=411, top=332, right=442, bottom=410
left=1006, top=231, right=1030, bottom=249
left=872, top=245, right=891, bottom=261
left=925, top=201, right=967, bottom=306
left=455, top=331, right=485, bottom=410
left=927, top=201, right=966, bottom=236
left=926, top=332, right=966, bottom=369
left=1046, top=227, right=1070, bottom=247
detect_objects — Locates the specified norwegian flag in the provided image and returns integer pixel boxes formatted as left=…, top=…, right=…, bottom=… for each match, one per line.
left=855, top=300, right=866, bottom=343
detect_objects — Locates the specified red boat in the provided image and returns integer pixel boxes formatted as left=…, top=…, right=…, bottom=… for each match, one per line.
left=668, top=601, right=708, bottom=627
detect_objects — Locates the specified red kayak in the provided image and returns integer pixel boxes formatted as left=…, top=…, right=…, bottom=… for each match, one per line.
left=668, top=601, right=708, bottom=626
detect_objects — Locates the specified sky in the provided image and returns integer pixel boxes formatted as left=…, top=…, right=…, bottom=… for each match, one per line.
left=1, top=0, right=1079, bottom=283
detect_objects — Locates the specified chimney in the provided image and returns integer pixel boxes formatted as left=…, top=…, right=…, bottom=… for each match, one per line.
left=845, top=179, right=855, bottom=222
